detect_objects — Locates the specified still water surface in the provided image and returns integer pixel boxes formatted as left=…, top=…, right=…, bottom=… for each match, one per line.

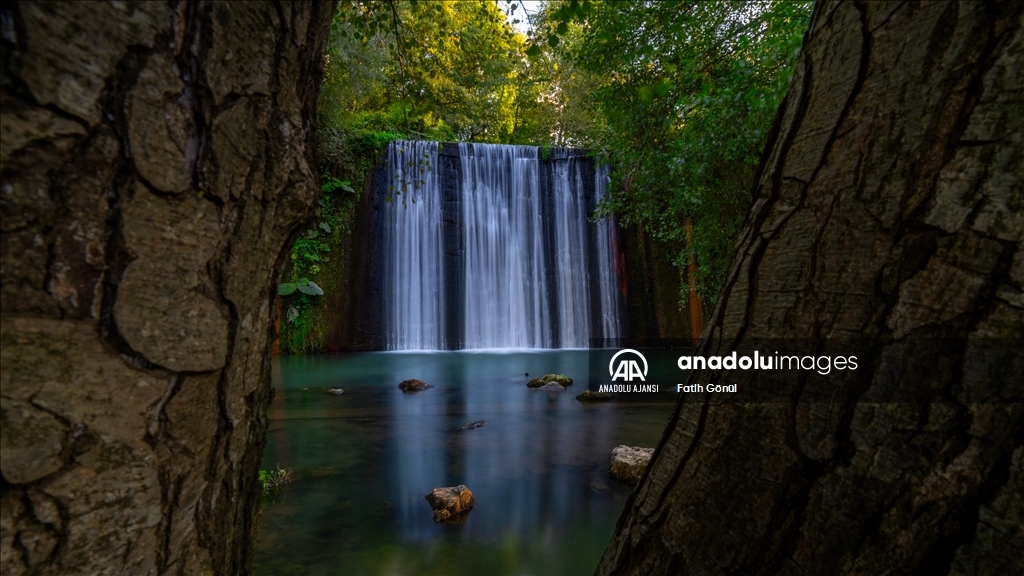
left=254, top=351, right=674, bottom=575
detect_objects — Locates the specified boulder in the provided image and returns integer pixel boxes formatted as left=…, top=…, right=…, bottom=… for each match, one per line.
left=609, top=445, right=654, bottom=483
left=576, top=390, right=614, bottom=402
left=538, top=382, right=566, bottom=391
left=326, top=388, right=344, bottom=395
left=398, top=378, right=433, bottom=392
left=461, top=420, right=487, bottom=430
left=527, top=373, right=573, bottom=388
left=425, top=485, right=475, bottom=523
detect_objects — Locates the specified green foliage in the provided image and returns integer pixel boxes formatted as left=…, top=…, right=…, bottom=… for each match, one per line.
left=322, top=177, right=355, bottom=194
left=539, top=0, right=812, bottom=309
left=259, top=464, right=292, bottom=500
left=278, top=278, right=325, bottom=297
left=323, top=1, right=557, bottom=145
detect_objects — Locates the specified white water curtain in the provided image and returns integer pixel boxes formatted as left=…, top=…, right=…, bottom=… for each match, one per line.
left=382, top=141, right=621, bottom=350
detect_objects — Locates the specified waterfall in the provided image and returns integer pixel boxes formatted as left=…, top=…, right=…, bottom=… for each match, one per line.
left=593, top=164, right=622, bottom=342
left=382, top=141, right=446, bottom=350
left=381, top=141, right=622, bottom=350
left=460, top=143, right=550, bottom=348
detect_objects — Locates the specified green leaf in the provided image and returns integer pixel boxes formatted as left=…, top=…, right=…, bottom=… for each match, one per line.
left=320, top=222, right=332, bottom=234
left=278, top=283, right=297, bottom=296
left=547, top=34, right=559, bottom=48
left=298, top=281, right=324, bottom=296
left=287, top=306, right=299, bottom=323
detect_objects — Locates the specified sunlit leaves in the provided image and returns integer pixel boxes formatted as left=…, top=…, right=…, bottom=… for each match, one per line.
left=327, top=1, right=535, bottom=142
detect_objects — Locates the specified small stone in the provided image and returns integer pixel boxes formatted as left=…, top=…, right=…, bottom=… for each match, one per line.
left=576, top=390, right=614, bottom=402
left=461, top=420, right=486, bottom=430
left=609, top=445, right=654, bottom=484
left=425, top=485, right=474, bottom=523
left=326, top=388, right=344, bottom=395
left=398, top=379, right=433, bottom=392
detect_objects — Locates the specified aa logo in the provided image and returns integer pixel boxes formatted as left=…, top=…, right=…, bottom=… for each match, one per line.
left=609, top=349, right=648, bottom=382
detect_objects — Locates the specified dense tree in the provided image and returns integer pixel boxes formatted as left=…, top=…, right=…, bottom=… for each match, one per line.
left=598, top=1, right=1023, bottom=574
left=538, top=1, right=811, bottom=314
left=322, top=0, right=548, bottom=143
left=0, top=2, right=331, bottom=573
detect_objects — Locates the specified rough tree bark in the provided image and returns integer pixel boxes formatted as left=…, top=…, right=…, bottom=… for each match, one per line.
left=0, top=1, right=332, bottom=574
left=599, top=1, right=1022, bottom=575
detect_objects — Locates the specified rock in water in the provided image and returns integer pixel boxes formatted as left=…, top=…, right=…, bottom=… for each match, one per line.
left=609, top=445, right=654, bottom=483
left=576, top=390, right=614, bottom=402
left=538, top=381, right=566, bottom=391
left=398, top=378, right=433, bottom=392
left=526, top=373, right=573, bottom=388
left=425, top=485, right=475, bottom=523
left=326, top=388, right=344, bottom=395
left=461, top=420, right=487, bottom=430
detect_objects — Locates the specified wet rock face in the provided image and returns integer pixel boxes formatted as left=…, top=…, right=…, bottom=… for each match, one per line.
left=609, top=446, right=654, bottom=484
left=527, top=374, right=573, bottom=388
left=425, top=485, right=475, bottom=523
left=398, top=379, right=433, bottom=392
left=577, top=390, right=614, bottom=402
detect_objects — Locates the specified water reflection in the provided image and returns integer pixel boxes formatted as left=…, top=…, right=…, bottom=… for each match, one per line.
left=256, top=351, right=673, bottom=575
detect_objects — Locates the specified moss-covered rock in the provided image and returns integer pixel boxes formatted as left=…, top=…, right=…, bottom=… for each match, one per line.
left=526, top=373, right=573, bottom=388
left=576, top=390, right=614, bottom=402
left=398, top=379, right=433, bottom=392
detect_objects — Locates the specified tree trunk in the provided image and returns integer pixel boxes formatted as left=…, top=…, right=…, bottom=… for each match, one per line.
left=598, top=1, right=1022, bottom=575
left=0, top=2, right=332, bottom=574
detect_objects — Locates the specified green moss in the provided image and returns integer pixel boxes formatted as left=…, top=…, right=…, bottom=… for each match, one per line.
left=278, top=121, right=398, bottom=354
left=526, top=373, right=573, bottom=388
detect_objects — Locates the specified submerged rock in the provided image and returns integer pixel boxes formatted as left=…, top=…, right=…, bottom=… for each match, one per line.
left=326, top=388, right=344, bottom=395
left=538, top=382, right=566, bottom=391
left=425, top=485, right=475, bottom=523
left=398, top=378, right=433, bottom=392
left=576, top=390, right=614, bottom=402
left=527, top=373, right=573, bottom=388
left=461, top=420, right=487, bottom=430
left=609, top=445, right=654, bottom=483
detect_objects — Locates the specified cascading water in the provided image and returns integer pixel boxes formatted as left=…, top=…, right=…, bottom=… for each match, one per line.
left=382, top=141, right=446, bottom=350
left=461, top=143, right=550, bottom=348
left=592, top=164, right=622, bottom=342
left=381, top=140, right=621, bottom=350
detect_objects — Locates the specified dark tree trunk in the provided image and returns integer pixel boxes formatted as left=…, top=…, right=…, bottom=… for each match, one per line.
left=0, top=1, right=332, bottom=574
left=598, top=1, right=1022, bottom=575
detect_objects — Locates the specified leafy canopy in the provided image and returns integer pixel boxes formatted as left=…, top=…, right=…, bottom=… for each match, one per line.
left=539, top=0, right=811, bottom=307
